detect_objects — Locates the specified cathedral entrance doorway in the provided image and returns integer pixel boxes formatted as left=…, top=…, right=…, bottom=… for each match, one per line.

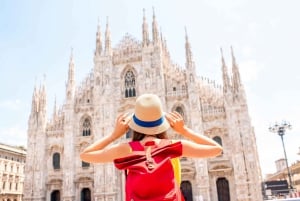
left=216, top=177, right=230, bottom=201
left=81, top=188, right=91, bottom=201
left=51, top=190, right=60, bottom=201
left=181, top=180, right=193, bottom=201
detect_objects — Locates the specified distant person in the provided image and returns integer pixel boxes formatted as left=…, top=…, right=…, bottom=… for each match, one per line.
left=80, top=93, right=222, bottom=201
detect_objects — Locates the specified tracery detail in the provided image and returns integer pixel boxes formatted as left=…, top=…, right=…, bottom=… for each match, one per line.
left=124, top=70, right=136, bottom=98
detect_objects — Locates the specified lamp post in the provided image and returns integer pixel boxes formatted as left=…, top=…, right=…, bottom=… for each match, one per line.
left=269, top=121, right=293, bottom=192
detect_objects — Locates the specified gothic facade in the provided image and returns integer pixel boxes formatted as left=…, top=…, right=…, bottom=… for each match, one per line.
left=24, top=10, right=263, bottom=201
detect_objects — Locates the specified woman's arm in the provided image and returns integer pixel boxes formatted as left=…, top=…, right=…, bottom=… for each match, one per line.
left=80, top=113, right=131, bottom=163
left=180, top=139, right=222, bottom=158
left=166, top=111, right=223, bottom=158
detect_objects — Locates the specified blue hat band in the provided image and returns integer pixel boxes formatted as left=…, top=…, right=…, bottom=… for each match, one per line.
left=133, top=114, right=164, bottom=128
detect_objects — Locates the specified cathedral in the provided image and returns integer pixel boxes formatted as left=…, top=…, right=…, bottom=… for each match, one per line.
left=24, top=10, right=263, bottom=201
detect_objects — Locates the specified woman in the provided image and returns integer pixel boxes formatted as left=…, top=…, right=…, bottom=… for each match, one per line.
left=80, top=93, right=222, bottom=200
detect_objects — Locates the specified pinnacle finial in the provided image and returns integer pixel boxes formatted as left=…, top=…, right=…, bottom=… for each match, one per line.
left=231, top=46, right=235, bottom=58
left=184, top=26, right=189, bottom=41
left=104, top=16, right=112, bottom=55
left=220, top=47, right=226, bottom=65
left=231, top=46, right=237, bottom=65
left=152, top=6, right=156, bottom=18
left=220, top=47, right=224, bottom=57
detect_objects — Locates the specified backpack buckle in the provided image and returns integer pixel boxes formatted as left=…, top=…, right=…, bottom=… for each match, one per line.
left=145, top=146, right=155, bottom=170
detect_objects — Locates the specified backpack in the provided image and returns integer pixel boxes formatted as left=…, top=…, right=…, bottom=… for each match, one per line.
left=114, top=140, right=184, bottom=201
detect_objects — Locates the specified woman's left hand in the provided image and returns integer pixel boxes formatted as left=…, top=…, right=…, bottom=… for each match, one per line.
left=166, top=111, right=186, bottom=134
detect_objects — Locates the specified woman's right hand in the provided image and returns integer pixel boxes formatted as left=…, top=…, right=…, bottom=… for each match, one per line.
left=111, top=113, right=131, bottom=140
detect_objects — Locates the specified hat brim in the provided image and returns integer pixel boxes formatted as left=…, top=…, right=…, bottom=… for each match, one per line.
left=128, top=115, right=170, bottom=135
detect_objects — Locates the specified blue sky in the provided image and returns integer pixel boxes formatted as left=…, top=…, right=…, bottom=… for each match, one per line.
left=1, top=0, right=299, bottom=177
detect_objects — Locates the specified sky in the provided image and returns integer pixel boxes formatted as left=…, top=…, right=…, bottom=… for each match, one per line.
left=0, top=0, right=299, bottom=178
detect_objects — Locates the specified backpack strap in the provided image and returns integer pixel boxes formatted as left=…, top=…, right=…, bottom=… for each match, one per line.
left=129, top=140, right=171, bottom=151
left=128, top=141, right=144, bottom=151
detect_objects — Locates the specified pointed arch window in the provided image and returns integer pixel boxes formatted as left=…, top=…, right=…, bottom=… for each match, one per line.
left=53, top=153, right=60, bottom=170
left=82, top=118, right=91, bottom=136
left=81, top=188, right=91, bottom=201
left=213, top=136, right=222, bottom=146
left=82, top=161, right=90, bottom=168
left=213, top=136, right=223, bottom=155
left=175, top=106, right=185, bottom=119
left=180, top=181, right=193, bottom=201
left=216, top=177, right=230, bottom=201
left=124, top=70, right=136, bottom=98
left=51, top=190, right=60, bottom=201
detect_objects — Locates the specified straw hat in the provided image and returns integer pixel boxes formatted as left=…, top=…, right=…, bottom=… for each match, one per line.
left=128, top=94, right=170, bottom=135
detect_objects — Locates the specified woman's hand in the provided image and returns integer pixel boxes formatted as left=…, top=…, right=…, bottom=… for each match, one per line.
left=110, top=113, right=131, bottom=140
left=166, top=111, right=186, bottom=134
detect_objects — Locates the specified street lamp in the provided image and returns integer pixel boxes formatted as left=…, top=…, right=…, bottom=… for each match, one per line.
left=269, top=121, right=293, bottom=192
